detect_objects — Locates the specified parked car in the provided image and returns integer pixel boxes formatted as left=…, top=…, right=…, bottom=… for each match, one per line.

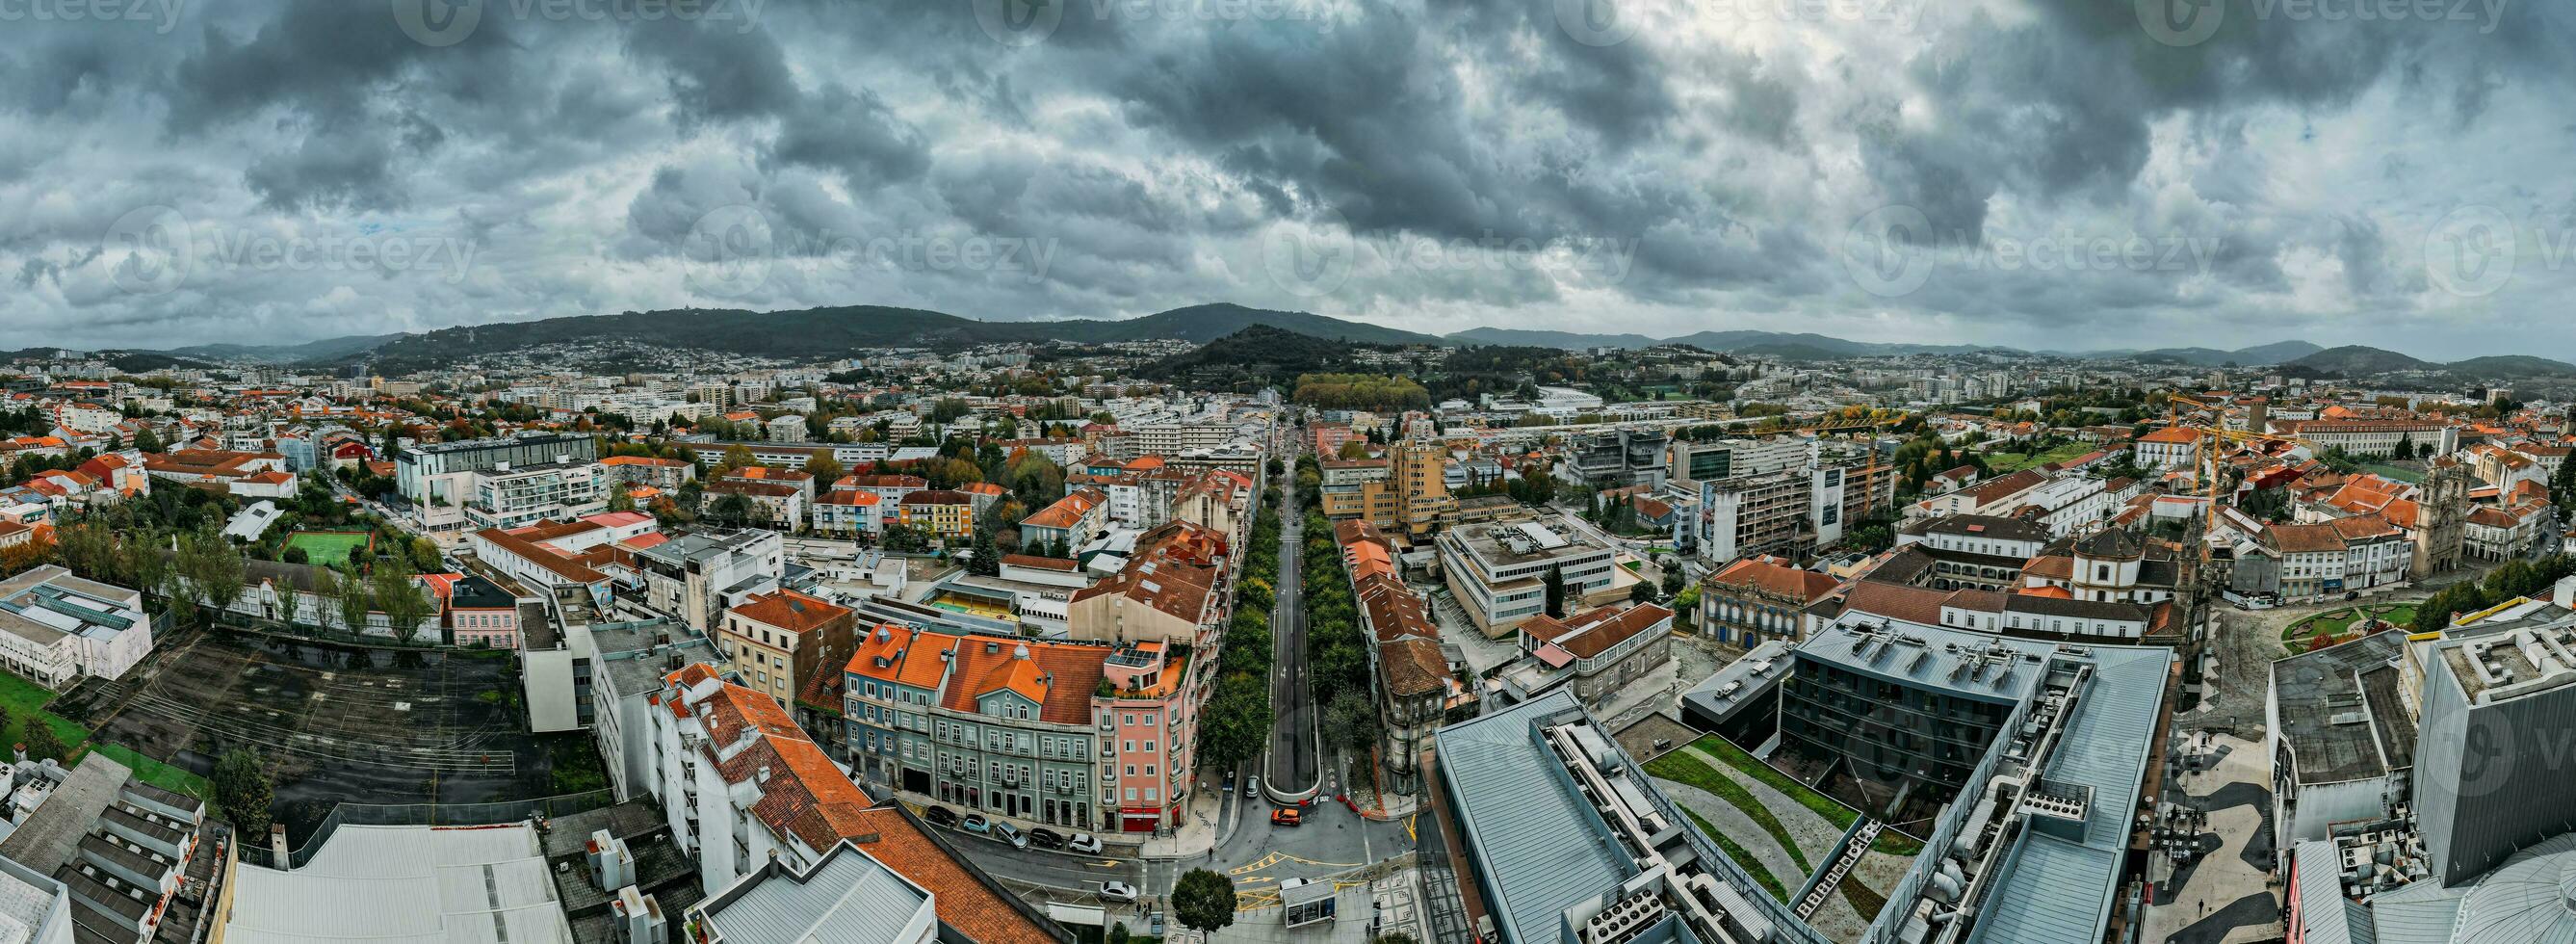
left=1244, top=775, right=1261, bottom=799
left=1271, top=807, right=1303, bottom=826
left=1067, top=832, right=1104, bottom=855
left=960, top=813, right=993, bottom=835
left=1028, top=827, right=1067, bottom=850
left=1098, top=881, right=1140, bottom=905
left=922, top=806, right=959, bottom=828
left=991, top=821, right=1028, bottom=850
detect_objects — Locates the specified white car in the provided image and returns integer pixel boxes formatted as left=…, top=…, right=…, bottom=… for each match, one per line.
left=1098, top=881, right=1140, bottom=904
left=1067, top=832, right=1104, bottom=855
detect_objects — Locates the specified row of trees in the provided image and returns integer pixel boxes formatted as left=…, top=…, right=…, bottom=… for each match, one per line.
left=2412, top=556, right=2576, bottom=634
left=1196, top=489, right=1284, bottom=773
left=1297, top=508, right=1377, bottom=760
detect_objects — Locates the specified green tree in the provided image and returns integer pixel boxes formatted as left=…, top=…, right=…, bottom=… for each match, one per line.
left=178, top=531, right=247, bottom=628
left=211, top=748, right=273, bottom=831
left=271, top=571, right=302, bottom=628
left=1197, top=673, right=1273, bottom=772
left=709, top=493, right=754, bottom=528
left=333, top=564, right=374, bottom=635
left=969, top=522, right=1002, bottom=577
left=1172, top=868, right=1238, bottom=933
left=372, top=558, right=434, bottom=644
left=1324, top=690, right=1377, bottom=756
left=1630, top=579, right=1659, bottom=604
left=19, top=722, right=65, bottom=764
left=1544, top=564, right=1567, bottom=617
left=408, top=537, right=442, bottom=573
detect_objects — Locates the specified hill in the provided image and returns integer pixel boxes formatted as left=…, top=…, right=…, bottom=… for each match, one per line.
left=1444, top=328, right=1660, bottom=350
left=2230, top=340, right=2325, bottom=364
left=1138, top=325, right=1394, bottom=391
left=2282, top=345, right=2433, bottom=375
left=2121, top=341, right=2319, bottom=367
left=2443, top=354, right=2576, bottom=378
left=169, top=333, right=405, bottom=364
left=352, top=302, right=1441, bottom=371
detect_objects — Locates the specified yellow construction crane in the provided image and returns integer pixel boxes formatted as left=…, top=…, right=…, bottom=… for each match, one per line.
left=2163, top=395, right=2315, bottom=546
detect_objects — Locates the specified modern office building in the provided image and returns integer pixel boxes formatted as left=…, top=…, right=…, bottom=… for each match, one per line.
left=2411, top=616, right=2576, bottom=884
left=1432, top=690, right=1802, bottom=944
left=636, top=529, right=784, bottom=633
left=395, top=433, right=597, bottom=533
left=464, top=459, right=609, bottom=531
left=1435, top=515, right=1623, bottom=638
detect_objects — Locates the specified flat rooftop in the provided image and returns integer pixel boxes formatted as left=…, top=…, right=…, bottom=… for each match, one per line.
left=2272, top=630, right=2415, bottom=785
left=1798, top=616, right=2050, bottom=704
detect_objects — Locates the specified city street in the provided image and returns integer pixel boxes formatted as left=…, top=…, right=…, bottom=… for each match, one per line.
left=1265, top=444, right=1322, bottom=800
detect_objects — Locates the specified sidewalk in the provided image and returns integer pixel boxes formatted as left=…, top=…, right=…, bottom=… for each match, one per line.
left=1122, top=785, right=1234, bottom=859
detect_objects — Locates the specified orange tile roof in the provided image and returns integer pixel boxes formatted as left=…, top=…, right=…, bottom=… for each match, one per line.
left=840, top=807, right=1067, bottom=944
left=1709, top=555, right=1840, bottom=603
left=729, top=589, right=852, bottom=635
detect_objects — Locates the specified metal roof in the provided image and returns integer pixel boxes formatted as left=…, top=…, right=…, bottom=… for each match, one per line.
left=221, top=823, right=574, bottom=944
left=1434, top=689, right=1635, bottom=944
left=693, top=840, right=933, bottom=944
left=1963, top=642, right=2173, bottom=944
left=2294, top=840, right=2376, bottom=944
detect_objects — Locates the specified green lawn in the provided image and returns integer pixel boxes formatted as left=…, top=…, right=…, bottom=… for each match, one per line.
left=0, top=672, right=91, bottom=757
left=2361, top=463, right=2425, bottom=484
left=1681, top=808, right=1787, bottom=902
left=1645, top=747, right=1813, bottom=875
left=284, top=530, right=375, bottom=566
left=2282, top=604, right=2419, bottom=652
left=1694, top=736, right=1860, bottom=829
left=91, top=744, right=212, bottom=800
left=0, top=673, right=213, bottom=800
left=1983, top=442, right=2092, bottom=474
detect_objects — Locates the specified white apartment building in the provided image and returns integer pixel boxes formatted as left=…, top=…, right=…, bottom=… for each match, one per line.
left=0, top=566, right=153, bottom=691
left=1436, top=516, right=1620, bottom=637
left=465, top=459, right=609, bottom=531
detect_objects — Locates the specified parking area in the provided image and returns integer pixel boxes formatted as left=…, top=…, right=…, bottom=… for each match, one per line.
left=55, top=632, right=563, bottom=844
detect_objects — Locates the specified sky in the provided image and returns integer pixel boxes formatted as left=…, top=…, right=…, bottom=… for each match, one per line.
left=4, top=0, right=2574, bottom=359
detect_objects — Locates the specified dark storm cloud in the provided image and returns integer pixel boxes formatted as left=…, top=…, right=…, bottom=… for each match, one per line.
left=2, top=0, right=2572, bottom=355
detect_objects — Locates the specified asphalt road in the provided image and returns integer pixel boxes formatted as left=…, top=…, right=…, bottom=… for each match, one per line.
left=1264, top=449, right=1321, bottom=798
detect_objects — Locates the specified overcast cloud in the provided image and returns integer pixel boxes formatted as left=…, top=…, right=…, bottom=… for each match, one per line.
left=2, top=0, right=2571, bottom=358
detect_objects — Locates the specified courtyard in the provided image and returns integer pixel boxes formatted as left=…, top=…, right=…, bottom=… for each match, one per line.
left=52, top=630, right=584, bottom=844
left=1642, top=734, right=1916, bottom=941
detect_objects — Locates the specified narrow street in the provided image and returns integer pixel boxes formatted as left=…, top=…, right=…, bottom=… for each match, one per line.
left=1264, top=443, right=1321, bottom=800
